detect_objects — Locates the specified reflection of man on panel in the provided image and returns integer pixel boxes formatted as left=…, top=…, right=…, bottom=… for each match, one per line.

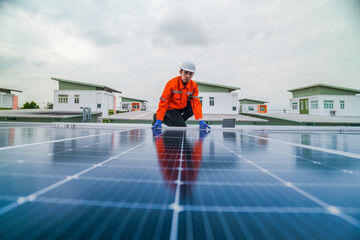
left=154, top=131, right=205, bottom=190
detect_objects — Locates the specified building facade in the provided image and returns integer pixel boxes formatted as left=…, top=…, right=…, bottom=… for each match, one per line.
left=196, top=81, right=240, bottom=114
left=239, top=99, right=268, bottom=113
left=52, top=77, right=121, bottom=117
left=0, top=88, right=21, bottom=110
left=288, top=84, right=360, bottom=116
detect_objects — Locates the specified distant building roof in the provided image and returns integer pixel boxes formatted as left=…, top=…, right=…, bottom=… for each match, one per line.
left=51, top=77, right=122, bottom=94
left=121, top=96, right=147, bottom=103
left=239, top=98, right=269, bottom=104
left=195, top=80, right=240, bottom=93
left=288, top=83, right=360, bottom=98
left=0, top=87, right=22, bottom=94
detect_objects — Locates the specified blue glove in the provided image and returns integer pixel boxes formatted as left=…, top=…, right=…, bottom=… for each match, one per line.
left=199, top=120, right=210, bottom=130
left=152, top=128, right=162, bottom=136
left=152, top=120, right=162, bottom=129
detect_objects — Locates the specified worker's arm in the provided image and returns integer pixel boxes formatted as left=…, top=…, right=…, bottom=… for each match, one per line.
left=156, top=81, right=173, bottom=121
left=191, top=84, right=203, bottom=120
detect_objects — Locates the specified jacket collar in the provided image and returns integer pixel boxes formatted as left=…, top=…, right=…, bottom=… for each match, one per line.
left=178, top=76, right=192, bottom=90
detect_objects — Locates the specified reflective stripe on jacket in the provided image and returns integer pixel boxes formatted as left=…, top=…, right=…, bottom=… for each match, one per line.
left=156, top=76, right=203, bottom=121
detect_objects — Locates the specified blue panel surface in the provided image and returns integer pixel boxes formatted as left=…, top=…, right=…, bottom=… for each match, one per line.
left=0, top=125, right=360, bottom=239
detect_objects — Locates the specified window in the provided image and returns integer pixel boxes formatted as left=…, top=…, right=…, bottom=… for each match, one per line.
left=340, top=100, right=345, bottom=109
left=248, top=106, right=254, bottom=111
left=311, top=100, right=318, bottom=109
left=97, top=104, right=102, bottom=108
left=324, top=100, right=333, bottom=109
left=232, top=106, right=237, bottom=111
left=199, top=97, right=203, bottom=106
left=259, top=106, right=266, bottom=112
left=74, top=95, right=79, bottom=104
left=209, top=97, right=214, bottom=106
left=292, top=102, right=298, bottom=110
left=58, top=95, right=68, bottom=104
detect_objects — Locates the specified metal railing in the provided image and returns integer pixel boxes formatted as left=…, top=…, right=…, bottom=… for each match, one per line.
left=80, top=107, right=91, bottom=122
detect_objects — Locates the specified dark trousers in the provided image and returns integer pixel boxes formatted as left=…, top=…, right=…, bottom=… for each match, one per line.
left=163, top=101, right=194, bottom=127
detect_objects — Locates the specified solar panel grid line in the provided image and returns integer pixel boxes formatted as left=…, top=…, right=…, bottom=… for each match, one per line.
left=87, top=205, right=124, bottom=240
left=0, top=195, right=17, bottom=202
left=132, top=183, right=167, bottom=240
left=0, top=171, right=65, bottom=179
left=266, top=132, right=360, bottom=155
left=185, top=168, right=237, bottom=239
left=205, top=190, right=236, bottom=240
left=47, top=204, right=88, bottom=240
left=0, top=130, right=152, bottom=217
left=237, top=135, right=359, bottom=177
left=0, top=128, right=112, bottom=148
left=169, top=131, right=184, bottom=240
left=183, top=206, right=330, bottom=214
left=241, top=132, right=360, bottom=159
left=184, top=167, right=235, bottom=239
left=0, top=161, right=19, bottom=168
left=26, top=203, right=67, bottom=239
left=273, top=213, right=312, bottom=239
left=111, top=205, right=139, bottom=239
left=35, top=196, right=167, bottom=210
left=0, top=129, right=128, bottom=151
left=184, top=210, right=194, bottom=240
left=216, top=139, right=360, bottom=229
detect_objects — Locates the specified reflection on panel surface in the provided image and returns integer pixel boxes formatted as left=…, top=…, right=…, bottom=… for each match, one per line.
left=0, top=126, right=360, bottom=239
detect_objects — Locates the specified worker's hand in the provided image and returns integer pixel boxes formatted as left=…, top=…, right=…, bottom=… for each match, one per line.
left=152, top=120, right=162, bottom=129
left=199, top=120, right=211, bottom=130
left=152, top=128, right=162, bottom=137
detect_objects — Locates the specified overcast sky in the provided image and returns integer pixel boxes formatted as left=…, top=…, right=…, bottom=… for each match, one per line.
left=1, top=0, right=359, bottom=110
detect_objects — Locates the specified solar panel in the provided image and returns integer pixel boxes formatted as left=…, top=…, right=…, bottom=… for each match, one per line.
left=0, top=124, right=360, bottom=239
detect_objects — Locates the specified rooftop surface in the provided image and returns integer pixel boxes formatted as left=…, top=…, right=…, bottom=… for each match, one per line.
left=101, top=111, right=268, bottom=123
left=0, top=109, right=101, bottom=119
left=0, top=122, right=360, bottom=239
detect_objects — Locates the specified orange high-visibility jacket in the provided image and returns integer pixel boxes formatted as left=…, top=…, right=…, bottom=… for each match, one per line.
left=156, top=76, right=203, bottom=121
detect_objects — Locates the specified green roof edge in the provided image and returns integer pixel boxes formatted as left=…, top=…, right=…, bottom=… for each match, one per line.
left=195, top=80, right=240, bottom=91
left=288, top=83, right=360, bottom=93
left=121, top=96, right=148, bottom=102
left=0, top=88, right=22, bottom=93
left=51, top=77, right=122, bottom=93
left=239, top=98, right=269, bottom=103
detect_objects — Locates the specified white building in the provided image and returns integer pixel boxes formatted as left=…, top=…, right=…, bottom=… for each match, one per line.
left=288, top=83, right=360, bottom=116
left=196, top=81, right=240, bottom=114
left=0, top=88, right=22, bottom=110
left=239, top=99, right=268, bottom=113
left=52, top=77, right=122, bottom=117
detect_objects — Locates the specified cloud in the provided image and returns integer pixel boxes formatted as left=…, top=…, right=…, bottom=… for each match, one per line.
left=153, top=11, right=210, bottom=47
left=0, top=55, right=25, bottom=71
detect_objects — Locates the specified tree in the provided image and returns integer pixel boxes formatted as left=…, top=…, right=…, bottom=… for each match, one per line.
left=22, top=101, right=40, bottom=109
left=45, top=102, right=53, bottom=109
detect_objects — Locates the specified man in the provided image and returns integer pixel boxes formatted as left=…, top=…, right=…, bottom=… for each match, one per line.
left=152, top=60, right=210, bottom=130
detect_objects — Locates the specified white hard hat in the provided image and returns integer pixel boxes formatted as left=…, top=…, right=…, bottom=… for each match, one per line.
left=180, top=60, right=196, bottom=73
